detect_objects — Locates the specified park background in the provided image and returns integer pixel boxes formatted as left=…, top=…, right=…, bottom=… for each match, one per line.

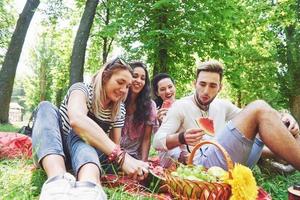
left=0, top=0, right=300, bottom=199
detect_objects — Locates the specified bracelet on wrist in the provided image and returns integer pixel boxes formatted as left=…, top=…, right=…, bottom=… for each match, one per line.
left=178, top=132, right=186, bottom=144
left=108, top=145, right=121, bottom=163
left=116, top=151, right=126, bottom=167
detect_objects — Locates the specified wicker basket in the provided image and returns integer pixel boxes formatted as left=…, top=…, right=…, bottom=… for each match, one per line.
left=164, top=140, right=233, bottom=200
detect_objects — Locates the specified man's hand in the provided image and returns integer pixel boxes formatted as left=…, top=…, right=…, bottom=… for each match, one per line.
left=281, top=113, right=300, bottom=137
left=183, top=128, right=205, bottom=146
left=157, top=108, right=168, bottom=123
left=121, top=153, right=149, bottom=181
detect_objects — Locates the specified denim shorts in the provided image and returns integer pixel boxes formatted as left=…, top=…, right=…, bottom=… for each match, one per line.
left=193, top=120, right=264, bottom=170
left=31, top=101, right=116, bottom=176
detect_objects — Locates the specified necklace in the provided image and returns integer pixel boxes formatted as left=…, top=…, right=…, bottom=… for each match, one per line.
left=194, top=93, right=209, bottom=117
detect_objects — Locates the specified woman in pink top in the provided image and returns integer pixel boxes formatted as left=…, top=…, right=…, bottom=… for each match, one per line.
left=121, top=62, right=157, bottom=161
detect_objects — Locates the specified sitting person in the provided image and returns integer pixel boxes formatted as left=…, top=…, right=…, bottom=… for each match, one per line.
left=121, top=61, right=157, bottom=162
left=32, top=58, right=149, bottom=200
left=153, top=59, right=300, bottom=170
left=152, top=73, right=176, bottom=124
left=151, top=73, right=181, bottom=167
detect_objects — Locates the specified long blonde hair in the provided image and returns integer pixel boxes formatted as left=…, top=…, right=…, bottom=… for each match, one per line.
left=91, top=59, right=132, bottom=120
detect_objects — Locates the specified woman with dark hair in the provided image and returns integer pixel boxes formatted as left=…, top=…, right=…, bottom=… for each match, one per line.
left=152, top=73, right=176, bottom=124
left=152, top=73, right=181, bottom=167
left=121, top=61, right=157, bottom=161
left=32, top=58, right=149, bottom=200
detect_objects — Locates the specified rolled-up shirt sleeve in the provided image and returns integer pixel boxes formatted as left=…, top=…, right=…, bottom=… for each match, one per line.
left=153, top=101, right=183, bottom=151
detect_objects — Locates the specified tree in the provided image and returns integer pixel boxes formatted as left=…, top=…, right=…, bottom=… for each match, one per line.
left=69, top=0, right=99, bottom=86
left=0, top=0, right=16, bottom=64
left=85, top=0, right=121, bottom=74
left=0, top=0, right=40, bottom=123
left=275, top=1, right=300, bottom=121
left=23, top=0, right=74, bottom=110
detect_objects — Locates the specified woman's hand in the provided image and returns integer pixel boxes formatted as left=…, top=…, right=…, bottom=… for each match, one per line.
left=121, top=153, right=149, bottom=181
left=157, top=108, right=168, bottom=123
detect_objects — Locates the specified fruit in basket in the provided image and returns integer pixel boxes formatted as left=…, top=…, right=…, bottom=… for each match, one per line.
left=195, top=117, right=215, bottom=136
left=171, top=164, right=216, bottom=182
left=207, top=166, right=227, bottom=180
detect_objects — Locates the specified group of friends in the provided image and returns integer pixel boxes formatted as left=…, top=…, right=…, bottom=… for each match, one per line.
left=31, top=58, right=300, bottom=200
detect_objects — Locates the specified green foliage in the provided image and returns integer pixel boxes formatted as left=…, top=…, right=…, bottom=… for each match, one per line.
left=23, top=4, right=74, bottom=110
left=0, top=0, right=16, bottom=64
left=85, top=0, right=123, bottom=73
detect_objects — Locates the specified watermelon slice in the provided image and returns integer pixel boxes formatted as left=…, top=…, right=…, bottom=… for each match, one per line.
left=161, top=99, right=174, bottom=109
left=195, top=117, right=215, bottom=136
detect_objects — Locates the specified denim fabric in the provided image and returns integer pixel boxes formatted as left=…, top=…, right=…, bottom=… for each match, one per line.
left=246, top=137, right=264, bottom=168
left=193, top=120, right=263, bottom=170
left=31, top=101, right=117, bottom=176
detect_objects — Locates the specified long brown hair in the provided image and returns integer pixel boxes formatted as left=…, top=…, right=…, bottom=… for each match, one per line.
left=91, top=58, right=132, bottom=120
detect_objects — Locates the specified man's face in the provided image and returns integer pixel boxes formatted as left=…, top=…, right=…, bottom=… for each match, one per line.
left=195, top=71, right=222, bottom=105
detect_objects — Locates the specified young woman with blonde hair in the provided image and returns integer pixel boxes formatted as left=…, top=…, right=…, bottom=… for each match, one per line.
left=32, top=58, right=149, bottom=200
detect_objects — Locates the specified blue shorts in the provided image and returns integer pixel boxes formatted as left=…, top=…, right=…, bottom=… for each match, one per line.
left=193, top=120, right=264, bottom=170
left=31, top=101, right=116, bottom=176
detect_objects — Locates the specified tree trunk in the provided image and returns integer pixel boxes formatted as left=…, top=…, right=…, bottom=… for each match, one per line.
left=102, top=1, right=110, bottom=64
left=69, top=0, right=99, bottom=86
left=55, top=88, right=63, bottom=108
left=0, top=0, right=40, bottom=123
left=291, top=95, right=300, bottom=123
left=153, top=9, right=168, bottom=76
left=39, top=61, right=46, bottom=102
left=285, top=24, right=300, bottom=121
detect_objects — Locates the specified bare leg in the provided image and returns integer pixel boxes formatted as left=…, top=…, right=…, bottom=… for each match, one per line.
left=41, top=155, right=66, bottom=178
left=78, top=163, right=101, bottom=184
left=232, top=100, right=300, bottom=169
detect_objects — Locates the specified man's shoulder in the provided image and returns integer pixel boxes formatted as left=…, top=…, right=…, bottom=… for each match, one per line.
left=175, top=95, right=194, bottom=105
left=211, top=98, right=239, bottom=109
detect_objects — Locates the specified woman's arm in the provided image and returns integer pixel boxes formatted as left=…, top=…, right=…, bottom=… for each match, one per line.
left=68, top=90, right=116, bottom=155
left=68, top=90, right=149, bottom=178
left=110, top=128, right=121, bottom=145
left=141, top=125, right=152, bottom=161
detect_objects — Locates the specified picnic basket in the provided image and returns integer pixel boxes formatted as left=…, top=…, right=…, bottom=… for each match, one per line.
left=164, top=140, right=233, bottom=200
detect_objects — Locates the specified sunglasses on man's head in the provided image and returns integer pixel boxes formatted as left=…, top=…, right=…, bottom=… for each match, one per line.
left=105, top=57, right=129, bottom=70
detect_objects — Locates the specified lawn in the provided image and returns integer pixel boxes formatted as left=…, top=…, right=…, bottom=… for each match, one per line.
left=0, top=124, right=299, bottom=199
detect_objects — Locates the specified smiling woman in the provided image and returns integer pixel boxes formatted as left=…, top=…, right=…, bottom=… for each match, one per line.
left=121, top=61, right=158, bottom=162
left=30, top=58, right=150, bottom=200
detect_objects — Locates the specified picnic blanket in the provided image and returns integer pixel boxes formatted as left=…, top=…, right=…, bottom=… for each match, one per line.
left=101, top=156, right=272, bottom=200
left=0, top=132, right=32, bottom=158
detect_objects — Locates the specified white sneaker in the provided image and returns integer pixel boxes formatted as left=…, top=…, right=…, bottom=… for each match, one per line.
left=71, top=181, right=107, bottom=200
left=39, top=173, right=76, bottom=200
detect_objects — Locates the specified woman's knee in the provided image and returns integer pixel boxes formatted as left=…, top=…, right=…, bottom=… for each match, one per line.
left=37, top=101, right=57, bottom=113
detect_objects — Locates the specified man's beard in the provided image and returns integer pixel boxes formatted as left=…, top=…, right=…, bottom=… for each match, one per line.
left=195, top=91, right=217, bottom=107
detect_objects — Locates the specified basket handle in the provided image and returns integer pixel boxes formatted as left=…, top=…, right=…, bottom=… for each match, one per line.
left=187, top=140, right=234, bottom=171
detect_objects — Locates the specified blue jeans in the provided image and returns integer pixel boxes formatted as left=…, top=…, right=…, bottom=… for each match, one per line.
left=32, top=101, right=117, bottom=176
left=194, top=120, right=264, bottom=170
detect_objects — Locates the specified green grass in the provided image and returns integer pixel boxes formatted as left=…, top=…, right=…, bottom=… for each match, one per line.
left=0, top=123, right=20, bottom=132
left=253, top=165, right=300, bottom=200
left=1, top=123, right=299, bottom=199
left=2, top=158, right=298, bottom=200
